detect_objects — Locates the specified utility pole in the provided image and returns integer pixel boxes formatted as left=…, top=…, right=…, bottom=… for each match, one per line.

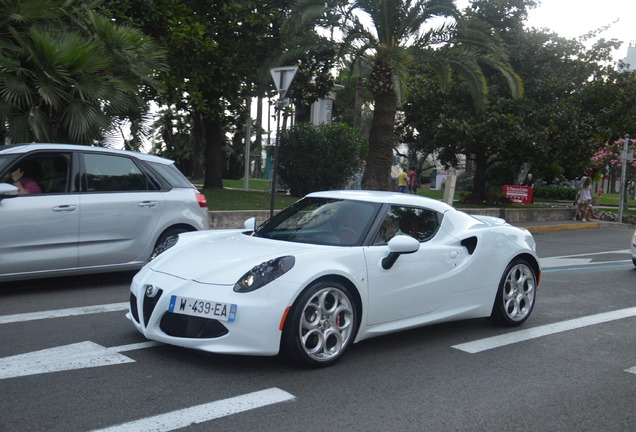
left=243, top=95, right=252, bottom=191
left=268, top=66, right=297, bottom=218
left=618, top=135, right=633, bottom=223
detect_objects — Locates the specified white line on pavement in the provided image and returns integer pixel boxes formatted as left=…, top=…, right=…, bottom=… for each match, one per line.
left=0, top=302, right=128, bottom=325
left=540, top=249, right=631, bottom=269
left=89, top=387, right=295, bottom=432
left=453, top=307, right=636, bottom=353
left=625, top=366, right=636, bottom=375
left=0, top=341, right=160, bottom=380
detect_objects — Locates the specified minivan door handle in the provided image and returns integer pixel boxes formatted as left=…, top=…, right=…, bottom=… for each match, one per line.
left=52, top=205, right=78, bottom=213
left=138, top=201, right=158, bottom=208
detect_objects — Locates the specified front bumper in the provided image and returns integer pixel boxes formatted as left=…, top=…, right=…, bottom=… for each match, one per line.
left=128, top=267, right=290, bottom=356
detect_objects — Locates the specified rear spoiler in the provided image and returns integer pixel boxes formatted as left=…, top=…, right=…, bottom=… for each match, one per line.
left=470, top=214, right=508, bottom=226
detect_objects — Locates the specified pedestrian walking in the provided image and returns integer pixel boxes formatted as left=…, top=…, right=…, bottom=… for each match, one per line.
left=408, top=167, right=418, bottom=194
left=576, top=176, right=593, bottom=221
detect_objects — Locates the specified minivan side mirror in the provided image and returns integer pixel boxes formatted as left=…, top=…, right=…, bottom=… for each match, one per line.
left=382, top=235, right=420, bottom=269
left=0, top=183, right=19, bottom=201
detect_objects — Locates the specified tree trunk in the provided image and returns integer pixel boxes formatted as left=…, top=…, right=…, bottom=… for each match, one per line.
left=253, top=95, right=264, bottom=178
left=469, top=152, right=488, bottom=203
left=353, top=75, right=364, bottom=131
left=362, top=90, right=398, bottom=191
left=203, top=114, right=224, bottom=189
left=191, top=110, right=206, bottom=181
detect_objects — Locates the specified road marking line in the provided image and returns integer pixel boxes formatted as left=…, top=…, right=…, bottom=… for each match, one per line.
left=89, top=387, right=295, bottom=432
left=625, top=366, right=636, bottom=375
left=108, top=342, right=160, bottom=353
left=0, top=302, right=128, bottom=325
left=0, top=341, right=160, bottom=380
left=543, top=263, right=633, bottom=273
left=540, top=249, right=630, bottom=269
left=453, top=307, right=636, bottom=353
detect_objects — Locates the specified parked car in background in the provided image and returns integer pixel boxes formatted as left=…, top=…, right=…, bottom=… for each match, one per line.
left=0, top=144, right=209, bottom=282
left=129, top=190, right=540, bottom=367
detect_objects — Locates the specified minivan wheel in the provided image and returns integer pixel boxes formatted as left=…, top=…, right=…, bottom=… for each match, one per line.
left=150, top=227, right=190, bottom=260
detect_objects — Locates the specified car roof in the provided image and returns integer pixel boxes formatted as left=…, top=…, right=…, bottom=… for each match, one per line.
left=0, top=143, right=173, bottom=165
left=307, top=190, right=455, bottom=213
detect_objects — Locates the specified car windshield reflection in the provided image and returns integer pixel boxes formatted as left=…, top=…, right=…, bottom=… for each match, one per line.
left=255, top=197, right=381, bottom=246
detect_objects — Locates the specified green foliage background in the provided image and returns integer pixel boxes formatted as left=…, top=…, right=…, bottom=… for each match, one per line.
left=277, top=123, right=367, bottom=196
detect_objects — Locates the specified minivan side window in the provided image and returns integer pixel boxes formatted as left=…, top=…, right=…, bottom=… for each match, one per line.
left=83, top=153, right=158, bottom=192
left=147, top=161, right=193, bottom=188
left=1, top=154, right=70, bottom=194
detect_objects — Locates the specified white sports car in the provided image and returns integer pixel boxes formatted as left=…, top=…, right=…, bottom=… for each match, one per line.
left=128, top=190, right=540, bottom=367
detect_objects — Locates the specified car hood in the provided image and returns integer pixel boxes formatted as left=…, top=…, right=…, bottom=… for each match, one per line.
left=148, top=230, right=324, bottom=285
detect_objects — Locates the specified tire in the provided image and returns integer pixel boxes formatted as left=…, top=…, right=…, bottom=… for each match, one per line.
left=282, top=280, right=358, bottom=368
left=150, top=227, right=190, bottom=260
left=633, top=258, right=636, bottom=268
left=490, top=259, right=537, bottom=326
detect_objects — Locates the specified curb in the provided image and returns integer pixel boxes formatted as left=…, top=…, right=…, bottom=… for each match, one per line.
left=518, top=221, right=633, bottom=235
left=521, top=222, right=601, bottom=234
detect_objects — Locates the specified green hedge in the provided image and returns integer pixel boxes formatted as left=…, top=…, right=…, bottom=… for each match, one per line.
left=533, top=185, right=577, bottom=201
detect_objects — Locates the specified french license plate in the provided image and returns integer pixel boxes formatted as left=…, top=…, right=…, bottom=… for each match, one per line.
left=168, top=295, right=237, bottom=322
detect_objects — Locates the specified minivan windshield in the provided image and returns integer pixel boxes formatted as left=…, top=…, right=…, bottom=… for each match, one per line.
left=255, top=197, right=381, bottom=246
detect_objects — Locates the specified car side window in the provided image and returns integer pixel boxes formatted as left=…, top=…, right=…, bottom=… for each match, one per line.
left=1, top=154, right=70, bottom=194
left=83, top=153, right=157, bottom=192
left=373, top=205, right=441, bottom=245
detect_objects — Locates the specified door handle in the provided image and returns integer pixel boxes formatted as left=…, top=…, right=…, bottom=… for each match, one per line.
left=52, top=205, right=77, bottom=212
left=138, top=201, right=158, bottom=208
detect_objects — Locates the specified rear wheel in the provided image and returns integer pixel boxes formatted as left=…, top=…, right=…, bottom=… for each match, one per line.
left=282, top=280, right=358, bottom=368
left=490, top=259, right=537, bottom=326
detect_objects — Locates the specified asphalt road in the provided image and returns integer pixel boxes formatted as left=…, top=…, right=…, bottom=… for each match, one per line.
left=0, top=228, right=634, bottom=432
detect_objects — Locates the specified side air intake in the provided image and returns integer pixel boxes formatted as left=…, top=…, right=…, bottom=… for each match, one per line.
left=461, top=237, right=478, bottom=255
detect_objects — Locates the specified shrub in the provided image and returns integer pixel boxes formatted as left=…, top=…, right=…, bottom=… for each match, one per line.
left=533, top=185, right=577, bottom=201
left=278, top=123, right=367, bottom=196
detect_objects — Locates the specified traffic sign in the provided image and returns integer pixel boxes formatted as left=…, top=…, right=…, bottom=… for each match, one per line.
left=270, top=66, right=298, bottom=98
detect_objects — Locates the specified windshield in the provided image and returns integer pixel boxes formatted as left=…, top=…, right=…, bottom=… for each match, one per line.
left=255, top=197, right=381, bottom=246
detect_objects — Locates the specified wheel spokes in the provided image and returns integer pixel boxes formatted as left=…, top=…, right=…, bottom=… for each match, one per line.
left=299, top=287, right=354, bottom=361
left=503, top=264, right=536, bottom=321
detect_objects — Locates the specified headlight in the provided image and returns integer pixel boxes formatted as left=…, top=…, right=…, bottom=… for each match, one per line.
left=234, top=256, right=295, bottom=293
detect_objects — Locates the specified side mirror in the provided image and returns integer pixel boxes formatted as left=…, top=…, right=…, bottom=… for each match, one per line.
left=382, top=235, right=420, bottom=269
left=0, top=183, right=19, bottom=201
left=244, top=217, right=256, bottom=231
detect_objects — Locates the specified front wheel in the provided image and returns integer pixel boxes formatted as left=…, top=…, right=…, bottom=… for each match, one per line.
left=490, top=259, right=537, bottom=326
left=282, top=280, right=358, bottom=368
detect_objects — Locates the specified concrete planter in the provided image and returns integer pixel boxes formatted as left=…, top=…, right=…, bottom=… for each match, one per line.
left=208, top=207, right=576, bottom=230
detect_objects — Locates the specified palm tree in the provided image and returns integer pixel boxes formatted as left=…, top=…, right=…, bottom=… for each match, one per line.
left=0, top=0, right=164, bottom=145
left=287, top=0, right=523, bottom=190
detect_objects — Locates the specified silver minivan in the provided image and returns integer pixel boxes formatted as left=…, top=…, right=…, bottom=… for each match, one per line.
left=0, top=144, right=210, bottom=282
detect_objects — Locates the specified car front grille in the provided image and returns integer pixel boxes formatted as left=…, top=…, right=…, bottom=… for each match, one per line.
left=160, top=312, right=229, bottom=339
left=143, top=287, right=163, bottom=326
left=130, top=293, right=140, bottom=323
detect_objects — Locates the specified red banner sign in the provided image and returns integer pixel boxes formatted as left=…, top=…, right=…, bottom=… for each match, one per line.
left=503, top=185, right=533, bottom=205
